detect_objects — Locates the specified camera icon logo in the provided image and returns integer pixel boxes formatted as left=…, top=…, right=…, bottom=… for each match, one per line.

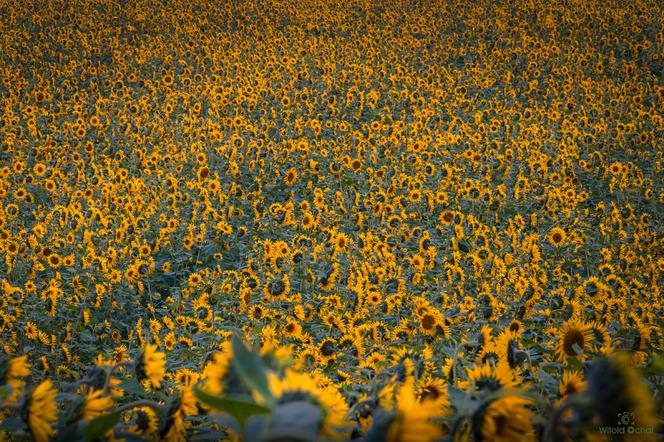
left=618, top=412, right=635, bottom=426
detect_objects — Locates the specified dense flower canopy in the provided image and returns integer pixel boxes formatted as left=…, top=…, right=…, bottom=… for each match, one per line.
left=0, top=0, right=662, bottom=440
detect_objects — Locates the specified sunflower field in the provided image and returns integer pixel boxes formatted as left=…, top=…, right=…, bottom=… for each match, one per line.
left=0, top=0, right=663, bottom=440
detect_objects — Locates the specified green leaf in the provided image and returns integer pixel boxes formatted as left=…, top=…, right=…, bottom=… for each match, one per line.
left=0, top=417, right=24, bottom=432
left=536, top=370, right=558, bottom=392
left=118, top=379, right=145, bottom=395
left=194, top=386, right=270, bottom=427
left=267, top=401, right=323, bottom=438
left=83, top=411, right=121, bottom=441
left=230, top=335, right=274, bottom=404
left=0, top=384, right=13, bottom=403
left=447, top=386, right=478, bottom=415
left=571, top=343, right=584, bottom=355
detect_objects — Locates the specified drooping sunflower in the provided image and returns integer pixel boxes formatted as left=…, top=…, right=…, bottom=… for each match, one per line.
left=160, top=386, right=197, bottom=442
left=1, top=355, right=31, bottom=402
left=24, top=380, right=58, bottom=442
left=135, top=344, right=166, bottom=388
left=3, top=355, right=31, bottom=379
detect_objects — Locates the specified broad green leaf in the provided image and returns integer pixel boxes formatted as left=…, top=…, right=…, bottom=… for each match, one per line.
left=571, top=343, right=584, bottom=355
left=84, top=411, right=121, bottom=441
left=267, top=401, right=322, bottom=438
left=194, top=386, right=270, bottom=427
left=230, top=335, right=274, bottom=404
left=0, top=417, right=24, bottom=431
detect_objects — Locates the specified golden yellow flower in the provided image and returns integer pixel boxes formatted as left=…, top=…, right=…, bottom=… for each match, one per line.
left=265, top=369, right=349, bottom=438
left=130, top=406, right=159, bottom=436
left=82, top=389, right=114, bottom=420
left=385, top=360, right=444, bottom=442
left=26, top=380, right=58, bottom=442
left=136, top=344, right=166, bottom=388
left=479, top=395, right=535, bottom=442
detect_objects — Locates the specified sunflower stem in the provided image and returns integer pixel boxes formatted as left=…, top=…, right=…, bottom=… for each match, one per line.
left=115, top=399, right=166, bottom=414
left=103, top=361, right=135, bottom=394
left=543, top=394, right=592, bottom=442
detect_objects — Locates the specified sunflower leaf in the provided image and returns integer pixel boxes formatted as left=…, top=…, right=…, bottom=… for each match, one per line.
left=267, top=401, right=323, bottom=438
left=0, top=385, right=12, bottom=403
left=83, top=411, right=121, bottom=441
left=230, top=335, right=274, bottom=404
left=0, top=417, right=23, bottom=431
left=571, top=343, right=584, bottom=356
left=193, top=386, right=270, bottom=428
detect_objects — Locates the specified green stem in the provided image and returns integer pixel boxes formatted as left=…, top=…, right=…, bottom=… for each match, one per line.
left=115, top=399, right=166, bottom=414
left=103, top=361, right=135, bottom=394
left=543, top=394, right=592, bottom=442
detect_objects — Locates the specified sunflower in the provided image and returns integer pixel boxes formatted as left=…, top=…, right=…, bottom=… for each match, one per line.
left=283, top=317, right=303, bottom=338
left=202, top=343, right=232, bottom=395
left=317, top=338, right=337, bottom=365
left=81, top=388, right=114, bottom=420
left=584, top=353, right=660, bottom=436
left=333, top=232, right=350, bottom=257
left=1, top=355, right=30, bottom=403
left=25, top=380, right=58, bottom=442
left=265, top=369, right=349, bottom=438
left=160, top=386, right=197, bottom=442
left=418, top=377, right=450, bottom=414
left=547, top=226, right=567, bottom=247
left=135, top=344, right=166, bottom=388
left=494, top=329, right=524, bottom=370
left=284, top=168, right=298, bottom=186
left=558, top=370, right=585, bottom=399
left=2, top=355, right=31, bottom=380
left=382, top=360, right=444, bottom=442
left=554, top=319, right=594, bottom=363
left=475, top=394, right=535, bottom=442
left=130, top=406, right=159, bottom=436
left=174, top=368, right=199, bottom=386
left=265, top=275, right=291, bottom=299
left=460, top=362, right=518, bottom=394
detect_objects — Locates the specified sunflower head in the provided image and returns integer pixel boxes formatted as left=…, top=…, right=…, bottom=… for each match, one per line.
left=1, top=355, right=31, bottom=381
left=472, top=394, right=535, bottom=442
left=24, top=380, right=58, bottom=442
left=135, top=344, right=166, bottom=388
left=554, top=319, right=594, bottom=363
left=265, top=369, right=349, bottom=438
left=81, top=388, right=114, bottom=420
left=130, top=406, right=159, bottom=436
left=382, top=369, right=444, bottom=442
left=584, top=353, right=659, bottom=431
